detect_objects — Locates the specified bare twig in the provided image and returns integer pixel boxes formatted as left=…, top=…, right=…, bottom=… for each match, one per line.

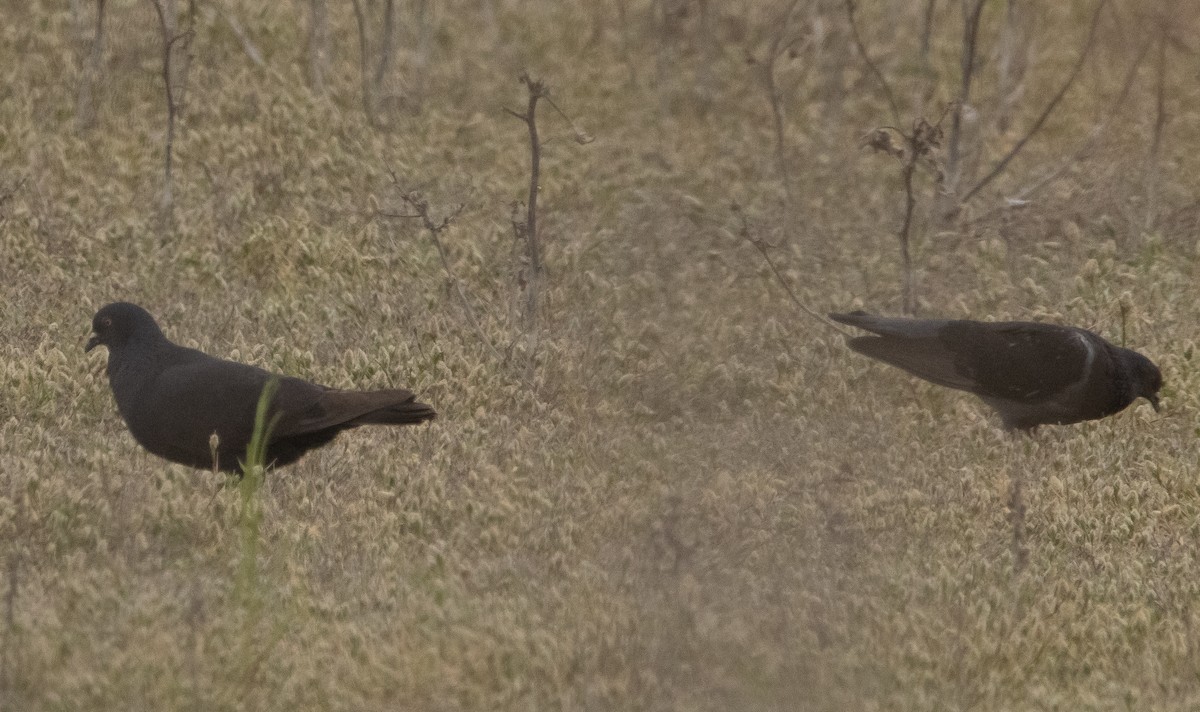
left=919, top=0, right=938, bottom=59
left=0, top=549, right=18, bottom=700
left=994, top=0, right=1028, bottom=134
left=966, top=38, right=1151, bottom=226
left=74, top=0, right=108, bottom=131
left=733, top=202, right=851, bottom=335
left=150, top=0, right=176, bottom=197
left=845, top=0, right=900, bottom=124
left=960, top=0, right=1110, bottom=204
left=218, top=7, right=265, bottom=68
left=505, top=73, right=548, bottom=371
left=898, top=156, right=917, bottom=312
left=148, top=0, right=195, bottom=223
left=944, top=0, right=986, bottom=191
left=764, top=9, right=803, bottom=141
left=305, top=0, right=330, bottom=94
left=386, top=190, right=499, bottom=361
left=378, top=178, right=534, bottom=387
left=175, top=0, right=197, bottom=112
left=412, top=0, right=433, bottom=108
left=1008, top=454, right=1028, bottom=575
left=538, top=94, right=594, bottom=146
left=615, top=0, right=638, bottom=86
left=0, top=175, right=27, bottom=210
left=350, top=0, right=400, bottom=123
left=350, top=0, right=375, bottom=124
left=764, top=59, right=789, bottom=190
left=1145, top=26, right=1168, bottom=230
left=862, top=112, right=946, bottom=314
left=749, top=1, right=809, bottom=197
left=373, top=0, right=397, bottom=98
left=501, top=73, right=590, bottom=377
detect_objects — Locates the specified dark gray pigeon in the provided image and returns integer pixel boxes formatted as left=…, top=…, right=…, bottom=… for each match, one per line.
left=87, top=302, right=436, bottom=472
left=829, top=311, right=1161, bottom=431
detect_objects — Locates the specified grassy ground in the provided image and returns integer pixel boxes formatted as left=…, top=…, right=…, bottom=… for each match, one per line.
left=2, top=1, right=1199, bottom=709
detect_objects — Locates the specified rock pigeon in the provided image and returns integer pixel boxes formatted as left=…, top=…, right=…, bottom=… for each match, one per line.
left=829, top=311, right=1161, bottom=430
left=86, top=302, right=436, bottom=472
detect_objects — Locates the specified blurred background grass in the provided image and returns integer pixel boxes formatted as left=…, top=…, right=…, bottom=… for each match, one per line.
left=2, top=0, right=1199, bottom=709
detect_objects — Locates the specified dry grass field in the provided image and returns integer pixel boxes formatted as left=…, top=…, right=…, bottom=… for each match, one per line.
left=2, top=1, right=1200, bottom=709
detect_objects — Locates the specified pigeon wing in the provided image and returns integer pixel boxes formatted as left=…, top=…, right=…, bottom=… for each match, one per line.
left=128, top=349, right=277, bottom=467
left=833, top=314, right=1097, bottom=403
left=846, top=333, right=978, bottom=392
left=832, top=312, right=977, bottom=390
left=940, top=322, right=1096, bottom=403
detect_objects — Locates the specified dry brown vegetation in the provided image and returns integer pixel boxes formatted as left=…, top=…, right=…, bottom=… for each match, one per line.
left=2, top=0, right=1200, bottom=709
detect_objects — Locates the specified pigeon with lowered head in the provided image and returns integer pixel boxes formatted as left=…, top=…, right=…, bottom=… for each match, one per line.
left=829, top=311, right=1161, bottom=431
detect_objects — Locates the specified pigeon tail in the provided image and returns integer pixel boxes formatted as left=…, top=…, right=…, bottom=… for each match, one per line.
left=830, top=311, right=950, bottom=339
left=318, top=389, right=437, bottom=428
left=846, top=335, right=975, bottom=393
left=352, top=393, right=437, bottom=426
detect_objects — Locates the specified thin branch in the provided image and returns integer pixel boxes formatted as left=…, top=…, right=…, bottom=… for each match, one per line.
left=945, top=0, right=986, bottom=178
left=175, top=0, right=197, bottom=113
left=502, top=73, right=589, bottom=378
left=75, top=0, right=108, bottom=131
left=148, top=0, right=193, bottom=220
left=764, top=60, right=789, bottom=190
left=960, top=0, right=1109, bottom=204
left=1, top=549, right=18, bottom=695
left=350, top=0, right=374, bottom=124
left=0, top=175, right=27, bottom=209
left=733, top=203, right=851, bottom=335
left=1145, top=25, right=1168, bottom=229
left=373, top=0, right=396, bottom=95
left=515, top=74, right=544, bottom=280
left=306, top=0, right=330, bottom=94
left=505, top=73, right=548, bottom=351
left=540, top=94, right=595, bottom=146
left=861, top=113, right=946, bottom=315
left=994, top=0, right=1026, bottom=133
left=1008, top=455, right=1028, bottom=574
left=844, top=0, right=900, bottom=124
left=151, top=0, right=176, bottom=184
left=412, top=0, right=432, bottom=106
left=966, top=37, right=1151, bottom=225
left=751, top=2, right=807, bottom=197
left=919, top=0, right=938, bottom=59
left=218, top=7, right=265, bottom=68
left=379, top=178, right=530, bottom=385
left=898, top=155, right=917, bottom=314
left=394, top=198, right=503, bottom=359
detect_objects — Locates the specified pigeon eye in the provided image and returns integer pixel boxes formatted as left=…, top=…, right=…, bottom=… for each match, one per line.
left=101, top=317, right=112, bottom=328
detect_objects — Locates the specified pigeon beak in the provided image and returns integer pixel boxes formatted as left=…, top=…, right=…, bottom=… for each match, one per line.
left=1147, top=394, right=1161, bottom=413
left=85, top=334, right=100, bottom=353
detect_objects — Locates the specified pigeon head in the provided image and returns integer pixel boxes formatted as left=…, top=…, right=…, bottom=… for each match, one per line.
left=1126, top=350, right=1163, bottom=412
left=85, top=302, right=166, bottom=354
